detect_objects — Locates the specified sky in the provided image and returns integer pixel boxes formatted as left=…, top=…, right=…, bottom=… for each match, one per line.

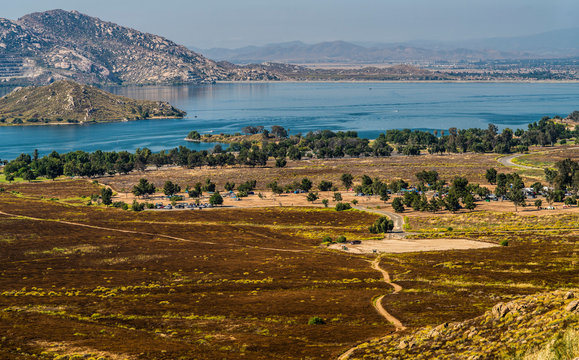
left=3, top=0, right=578, bottom=49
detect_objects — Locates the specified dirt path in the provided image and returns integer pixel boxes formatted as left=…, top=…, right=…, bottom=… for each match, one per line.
left=353, top=206, right=405, bottom=234
left=370, top=256, right=405, bottom=330
left=0, top=210, right=306, bottom=253
left=338, top=256, right=405, bottom=360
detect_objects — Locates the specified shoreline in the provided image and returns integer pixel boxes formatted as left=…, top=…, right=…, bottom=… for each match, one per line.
left=216, top=79, right=579, bottom=84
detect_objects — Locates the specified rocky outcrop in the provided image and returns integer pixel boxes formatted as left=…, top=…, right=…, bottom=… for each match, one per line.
left=343, top=289, right=579, bottom=360
left=0, top=9, right=278, bottom=85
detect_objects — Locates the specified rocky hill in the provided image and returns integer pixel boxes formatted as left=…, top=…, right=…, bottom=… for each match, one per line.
left=0, top=80, right=185, bottom=125
left=0, top=10, right=278, bottom=85
left=343, top=289, right=579, bottom=359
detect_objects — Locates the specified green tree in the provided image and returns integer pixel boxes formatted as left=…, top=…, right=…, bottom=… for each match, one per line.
left=534, top=199, right=543, bottom=209
left=392, top=197, right=405, bottom=213
left=485, top=168, right=498, bottom=184
left=318, top=180, right=333, bottom=191
left=463, top=193, right=476, bottom=211
left=209, top=192, right=224, bottom=206
left=224, top=182, right=235, bottom=192
left=163, top=181, right=181, bottom=196
left=275, top=157, right=287, bottom=168
left=307, top=192, right=319, bottom=203
left=133, top=178, right=156, bottom=197
left=301, top=178, right=313, bottom=192
left=333, top=192, right=342, bottom=202
left=340, top=173, right=354, bottom=190
left=101, top=187, right=113, bottom=205
left=322, top=199, right=329, bottom=207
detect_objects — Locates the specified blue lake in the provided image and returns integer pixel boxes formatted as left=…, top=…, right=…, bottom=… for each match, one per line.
left=0, top=82, right=578, bottom=159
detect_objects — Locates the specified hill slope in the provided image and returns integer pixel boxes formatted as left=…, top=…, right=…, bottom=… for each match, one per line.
left=0, top=80, right=186, bottom=125
left=343, top=289, right=579, bottom=359
left=0, top=10, right=278, bottom=85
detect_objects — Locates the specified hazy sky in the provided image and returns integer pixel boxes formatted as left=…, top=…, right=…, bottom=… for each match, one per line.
left=3, top=0, right=577, bottom=48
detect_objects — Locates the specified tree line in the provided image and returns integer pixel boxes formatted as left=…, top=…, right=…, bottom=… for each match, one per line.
left=1, top=116, right=577, bottom=182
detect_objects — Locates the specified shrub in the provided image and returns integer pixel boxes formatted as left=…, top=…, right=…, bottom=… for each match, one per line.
left=112, top=201, right=128, bottom=210
left=132, top=200, right=145, bottom=212
left=322, top=199, right=329, bottom=207
left=336, top=235, right=347, bottom=243
left=308, top=316, right=325, bottom=325
left=322, top=236, right=333, bottom=243
left=335, top=202, right=351, bottom=211
left=369, top=217, right=394, bottom=234
left=500, top=239, right=509, bottom=246
left=447, top=226, right=453, bottom=231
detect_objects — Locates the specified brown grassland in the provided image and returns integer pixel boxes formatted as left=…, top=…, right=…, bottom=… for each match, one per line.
left=0, top=148, right=577, bottom=359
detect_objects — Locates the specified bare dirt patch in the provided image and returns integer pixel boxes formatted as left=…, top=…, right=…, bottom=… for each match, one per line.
left=329, top=238, right=497, bottom=254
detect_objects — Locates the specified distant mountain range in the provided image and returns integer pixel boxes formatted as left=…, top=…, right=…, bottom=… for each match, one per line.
left=0, top=10, right=279, bottom=85
left=197, top=28, right=579, bottom=64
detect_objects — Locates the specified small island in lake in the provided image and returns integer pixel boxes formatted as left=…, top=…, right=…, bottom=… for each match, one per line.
left=0, top=80, right=186, bottom=125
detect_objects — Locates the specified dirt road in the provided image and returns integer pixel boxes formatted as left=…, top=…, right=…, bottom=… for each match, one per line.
left=353, top=206, right=404, bottom=233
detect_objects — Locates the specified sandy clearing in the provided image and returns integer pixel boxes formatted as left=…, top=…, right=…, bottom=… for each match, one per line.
left=328, top=238, right=497, bottom=254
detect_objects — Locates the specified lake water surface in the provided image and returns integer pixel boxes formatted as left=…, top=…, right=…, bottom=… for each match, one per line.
left=0, top=82, right=577, bottom=159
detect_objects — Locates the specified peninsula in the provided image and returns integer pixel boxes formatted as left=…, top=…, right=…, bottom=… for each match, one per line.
left=0, top=80, right=186, bottom=125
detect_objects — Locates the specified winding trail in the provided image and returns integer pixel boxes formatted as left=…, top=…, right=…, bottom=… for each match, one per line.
left=0, top=210, right=306, bottom=253
left=338, top=255, right=405, bottom=360
left=369, top=256, right=405, bottom=330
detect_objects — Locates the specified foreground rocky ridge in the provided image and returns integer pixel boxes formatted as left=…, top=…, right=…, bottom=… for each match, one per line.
left=0, top=80, right=185, bottom=124
left=0, top=10, right=278, bottom=85
left=345, top=289, right=579, bottom=359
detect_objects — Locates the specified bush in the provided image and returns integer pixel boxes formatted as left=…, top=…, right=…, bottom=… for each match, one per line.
left=132, top=200, right=145, bottom=212
left=308, top=316, right=325, bottom=325
left=322, top=236, right=333, bottom=243
left=209, top=192, right=224, bottom=206
left=500, top=239, right=509, bottom=246
left=322, top=199, right=329, bottom=207
left=336, top=235, right=347, bottom=243
left=112, top=201, right=128, bottom=210
left=335, top=202, right=351, bottom=211
left=447, top=226, right=453, bottom=231
left=369, top=217, right=394, bottom=233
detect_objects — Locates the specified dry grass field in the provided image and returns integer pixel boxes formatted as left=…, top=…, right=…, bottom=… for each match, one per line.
left=0, top=147, right=577, bottom=360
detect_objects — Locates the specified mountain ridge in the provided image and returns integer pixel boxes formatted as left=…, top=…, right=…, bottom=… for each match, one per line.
left=198, top=28, right=579, bottom=64
left=0, top=9, right=279, bottom=85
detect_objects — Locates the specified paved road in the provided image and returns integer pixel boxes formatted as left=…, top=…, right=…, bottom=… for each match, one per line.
left=497, top=146, right=579, bottom=170
left=497, top=154, right=541, bottom=170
